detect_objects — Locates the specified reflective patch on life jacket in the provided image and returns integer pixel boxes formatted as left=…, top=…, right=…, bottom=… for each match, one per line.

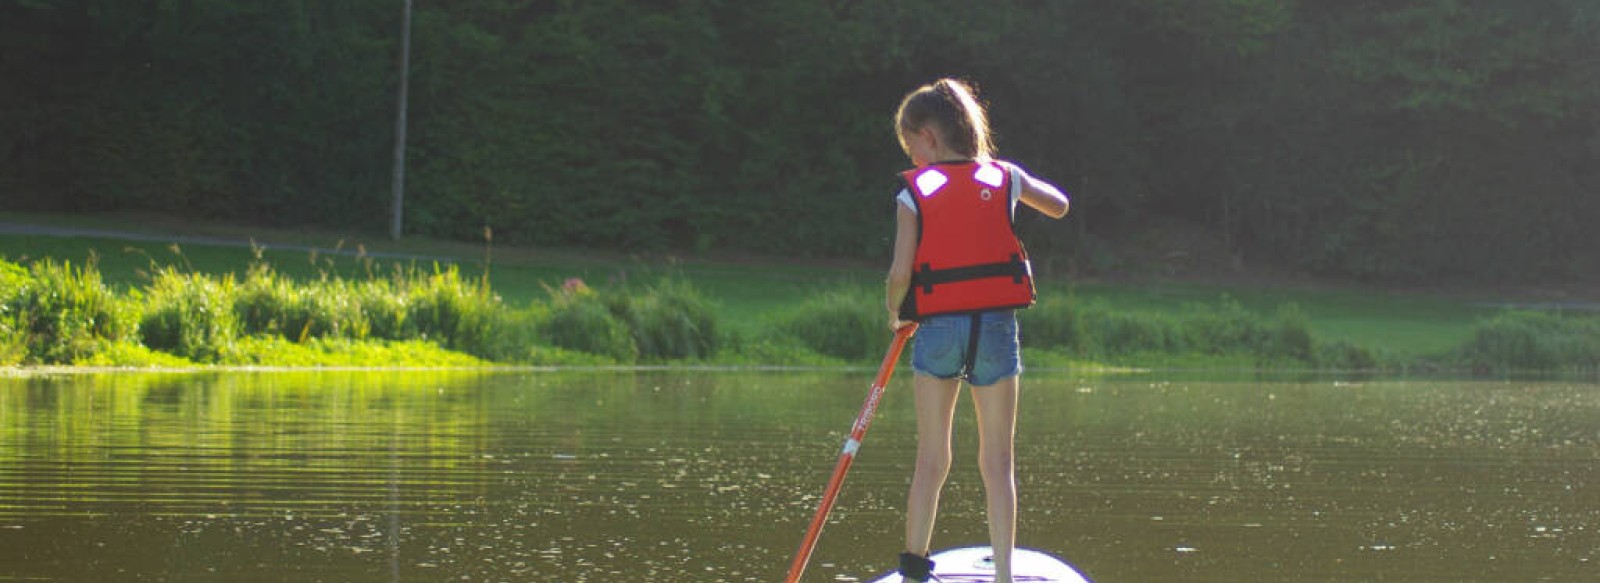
left=974, top=163, right=1004, bottom=188
left=914, top=168, right=949, bottom=198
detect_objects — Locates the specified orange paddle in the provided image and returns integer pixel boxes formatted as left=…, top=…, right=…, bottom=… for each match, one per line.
left=784, top=323, right=918, bottom=583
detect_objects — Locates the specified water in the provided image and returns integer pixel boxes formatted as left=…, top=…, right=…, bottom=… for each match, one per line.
left=1, top=370, right=1595, bottom=582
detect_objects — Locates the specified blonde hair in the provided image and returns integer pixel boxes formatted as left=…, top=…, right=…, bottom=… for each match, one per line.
left=894, top=78, right=994, bottom=160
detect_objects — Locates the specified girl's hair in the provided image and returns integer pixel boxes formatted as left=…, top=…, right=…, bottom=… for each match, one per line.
left=895, top=78, right=994, bottom=161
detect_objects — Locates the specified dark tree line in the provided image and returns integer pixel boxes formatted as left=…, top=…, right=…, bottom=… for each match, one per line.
left=4, top=0, right=1597, bottom=282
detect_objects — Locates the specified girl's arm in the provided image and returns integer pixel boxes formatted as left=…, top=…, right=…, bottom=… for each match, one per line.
left=885, top=203, right=918, bottom=329
left=1011, top=163, right=1070, bottom=219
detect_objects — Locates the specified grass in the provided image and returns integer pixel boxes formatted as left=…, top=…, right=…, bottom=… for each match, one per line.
left=1, top=211, right=1594, bottom=373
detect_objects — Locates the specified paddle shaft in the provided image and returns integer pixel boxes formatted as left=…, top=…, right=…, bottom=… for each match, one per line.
left=784, top=323, right=918, bottom=583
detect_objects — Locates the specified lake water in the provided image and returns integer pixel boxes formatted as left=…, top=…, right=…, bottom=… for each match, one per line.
left=1, top=370, right=1594, bottom=582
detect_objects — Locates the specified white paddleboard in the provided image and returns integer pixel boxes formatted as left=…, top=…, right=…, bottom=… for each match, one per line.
left=866, top=546, right=1091, bottom=583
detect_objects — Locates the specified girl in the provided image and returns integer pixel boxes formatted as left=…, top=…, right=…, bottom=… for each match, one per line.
left=884, top=78, right=1070, bottom=583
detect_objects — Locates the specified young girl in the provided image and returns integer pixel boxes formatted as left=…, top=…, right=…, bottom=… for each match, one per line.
left=884, top=78, right=1070, bottom=583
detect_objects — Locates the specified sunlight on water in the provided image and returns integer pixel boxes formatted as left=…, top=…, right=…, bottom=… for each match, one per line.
left=1, top=371, right=1595, bottom=582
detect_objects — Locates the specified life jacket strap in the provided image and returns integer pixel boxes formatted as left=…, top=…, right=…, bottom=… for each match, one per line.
left=912, top=254, right=1031, bottom=294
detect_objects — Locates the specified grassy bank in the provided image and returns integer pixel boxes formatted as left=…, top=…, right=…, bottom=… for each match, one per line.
left=0, top=253, right=1593, bottom=371
left=0, top=214, right=1593, bottom=373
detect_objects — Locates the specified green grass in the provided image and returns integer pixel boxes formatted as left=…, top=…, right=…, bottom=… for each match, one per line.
left=2, top=212, right=1592, bottom=372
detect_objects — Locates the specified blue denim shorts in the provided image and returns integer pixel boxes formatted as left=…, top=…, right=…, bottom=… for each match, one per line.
left=912, top=310, right=1022, bottom=386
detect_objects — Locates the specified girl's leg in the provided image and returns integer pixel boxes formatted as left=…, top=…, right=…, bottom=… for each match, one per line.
left=970, top=374, right=1019, bottom=583
left=905, top=372, right=962, bottom=559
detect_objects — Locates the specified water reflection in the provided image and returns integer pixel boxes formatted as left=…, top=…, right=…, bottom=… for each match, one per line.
left=0, top=372, right=1595, bottom=582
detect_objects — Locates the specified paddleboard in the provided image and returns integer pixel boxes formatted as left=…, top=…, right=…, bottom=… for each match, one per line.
left=865, top=546, right=1091, bottom=583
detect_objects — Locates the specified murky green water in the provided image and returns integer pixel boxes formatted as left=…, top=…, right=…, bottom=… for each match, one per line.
left=1, top=370, right=1595, bottom=582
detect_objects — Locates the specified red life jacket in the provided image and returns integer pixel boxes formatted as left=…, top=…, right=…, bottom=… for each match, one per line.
left=899, top=161, right=1035, bottom=320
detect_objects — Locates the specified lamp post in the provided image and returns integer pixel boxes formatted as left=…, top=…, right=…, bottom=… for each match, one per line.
left=389, top=0, right=413, bottom=240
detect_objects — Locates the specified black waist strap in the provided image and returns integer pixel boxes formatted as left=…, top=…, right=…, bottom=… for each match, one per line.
left=960, top=312, right=982, bottom=380
left=912, top=254, right=1030, bottom=294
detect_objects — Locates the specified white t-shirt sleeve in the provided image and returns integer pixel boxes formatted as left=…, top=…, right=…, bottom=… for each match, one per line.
left=896, top=188, right=917, bottom=215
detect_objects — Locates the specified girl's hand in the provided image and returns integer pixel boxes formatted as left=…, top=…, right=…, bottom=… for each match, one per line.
left=888, top=310, right=913, bottom=331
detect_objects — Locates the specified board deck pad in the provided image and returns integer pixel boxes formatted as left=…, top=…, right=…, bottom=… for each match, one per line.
left=866, top=546, right=1091, bottom=583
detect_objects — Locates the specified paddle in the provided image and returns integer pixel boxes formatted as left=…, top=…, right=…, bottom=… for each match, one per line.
left=784, top=323, right=919, bottom=583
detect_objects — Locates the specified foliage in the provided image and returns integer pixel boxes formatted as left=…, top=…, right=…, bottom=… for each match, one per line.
left=75, top=340, right=197, bottom=368
left=235, top=265, right=367, bottom=342
left=1025, top=296, right=1363, bottom=368
left=603, top=278, right=719, bottom=362
left=2, top=253, right=1597, bottom=373
left=1, top=259, right=138, bottom=363
left=4, top=1, right=1594, bottom=282
left=219, top=336, right=486, bottom=368
left=778, top=288, right=885, bottom=362
left=1457, top=310, right=1600, bottom=372
left=543, top=287, right=637, bottom=363
left=140, top=268, right=239, bottom=361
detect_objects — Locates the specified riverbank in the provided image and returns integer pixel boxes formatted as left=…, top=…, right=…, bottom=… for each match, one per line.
left=2, top=212, right=1597, bottom=373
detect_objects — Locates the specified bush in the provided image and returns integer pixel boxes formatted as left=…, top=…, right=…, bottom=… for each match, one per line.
left=140, top=268, right=239, bottom=361
left=1458, top=310, right=1600, bottom=372
left=607, top=278, right=719, bottom=361
left=1087, top=309, right=1182, bottom=355
left=1020, top=296, right=1087, bottom=352
left=355, top=278, right=411, bottom=340
left=779, top=288, right=883, bottom=361
left=1316, top=338, right=1379, bottom=370
left=1178, top=298, right=1268, bottom=355
left=1022, top=295, right=1327, bottom=366
left=402, top=264, right=511, bottom=359
left=0, top=260, right=30, bottom=365
left=544, top=290, right=637, bottom=362
left=5, top=259, right=138, bottom=363
left=1266, top=304, right=1315, bottom=362
left=235, top=265, right=370, bottom=342
left=0, top=322, right=25, bottom=366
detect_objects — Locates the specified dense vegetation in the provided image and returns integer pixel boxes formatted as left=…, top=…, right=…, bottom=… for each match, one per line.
left=3, top=1, right=1596, bottom=283
left=2, top=255, right=1595, bottom=373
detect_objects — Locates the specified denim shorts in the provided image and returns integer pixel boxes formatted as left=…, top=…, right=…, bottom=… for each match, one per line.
left=911, top=310, right=1022, bottom=386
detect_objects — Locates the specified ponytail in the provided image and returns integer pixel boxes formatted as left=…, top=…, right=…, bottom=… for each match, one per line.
left=895, top=78, right=994, bottom=160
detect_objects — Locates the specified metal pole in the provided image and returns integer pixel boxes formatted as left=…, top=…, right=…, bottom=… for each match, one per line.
left=390, top=0, right=413, bottom=240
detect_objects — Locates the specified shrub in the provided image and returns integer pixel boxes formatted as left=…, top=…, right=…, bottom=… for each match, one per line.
left=0, top=260, right=30, bottom=365
left=1178, top=298, right=1268, bottom=355
left=402, top=264, right=509, bottom=358
left=1087, top=309, right=1182, bottom=356
left=354, top=278, right=411, bottom=340
left=140, top=268, right=239, bottom=361
left=545, top=290, right=637, bottom=362
left=235, top=265, right=370, bottom=342
left=6, top=259, right=138, bottom=363
left=1458, top=310, right=1600, bottom=372
left=778, top=288, right=883, bottom=361
left=1316, top=338, right=1379, bottom=370
left=607, top=278, right=719, bottom=361
left=1266, top=304, right=1315, bottom=362
left=1020, top=296, right=1087, bottom=352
